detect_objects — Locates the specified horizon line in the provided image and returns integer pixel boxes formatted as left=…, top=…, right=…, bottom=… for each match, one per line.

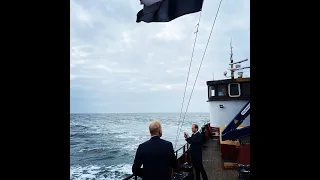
left=70, top=112, right=209, bottom=114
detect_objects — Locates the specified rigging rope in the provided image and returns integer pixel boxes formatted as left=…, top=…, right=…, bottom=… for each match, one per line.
left=173, top=10, right=203, bottom=150
left=173, top=0, right=224, bottom=150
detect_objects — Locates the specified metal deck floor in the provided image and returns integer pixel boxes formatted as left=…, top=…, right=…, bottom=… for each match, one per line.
left=201, top=138, right=238, bottom=180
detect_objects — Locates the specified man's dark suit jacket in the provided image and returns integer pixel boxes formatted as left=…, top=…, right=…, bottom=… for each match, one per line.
left=186, top=131, right=204, bottom=166
left=132, top=136, right=177, bottom=180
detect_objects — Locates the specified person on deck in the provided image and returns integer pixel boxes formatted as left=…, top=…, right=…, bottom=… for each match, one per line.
left=184, top=123, right=208, bottom=180
left=132, top=120, right=177, bottom=180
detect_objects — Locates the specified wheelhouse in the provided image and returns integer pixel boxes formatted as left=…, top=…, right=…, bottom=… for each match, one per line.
left=207, top=78, right=250, bottom=101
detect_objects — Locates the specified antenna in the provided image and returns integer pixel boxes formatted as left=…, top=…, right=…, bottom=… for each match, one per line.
left=230, top=39, right=235, bottom=79
left=212, top=72, right=214, bottom=80
left=224, top=38, right=250, bottom=79
left=230, top=59, right=248, bottom=65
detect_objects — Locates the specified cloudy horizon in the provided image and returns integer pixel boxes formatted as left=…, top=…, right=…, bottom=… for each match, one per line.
left=70, top=0, right=250, bottom=113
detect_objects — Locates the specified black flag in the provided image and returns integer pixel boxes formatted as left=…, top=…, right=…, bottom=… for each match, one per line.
left=136, top=0, right=204, bottom=23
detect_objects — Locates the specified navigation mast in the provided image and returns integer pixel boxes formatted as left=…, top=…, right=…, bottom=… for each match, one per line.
left=224, top=39, right=250, bottom=79
left=230, top=39, right=234, bottom=79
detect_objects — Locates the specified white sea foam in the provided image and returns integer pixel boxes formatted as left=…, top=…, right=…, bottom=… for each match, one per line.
left=78, top=147, right=111, bottom=153
left=70, top=163, right=133, bottom=180
left=123, top=143, right=140, bottom=152
left=70, top=113, right=209, bottom=179
left=105, top=164, right=132, bottom=176
left=70, top=165, right=101, bottom=180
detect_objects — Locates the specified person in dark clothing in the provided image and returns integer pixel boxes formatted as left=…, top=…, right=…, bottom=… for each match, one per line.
left=184, top=124, right=208, bottom=180
left=132, top=120, right=177, bottom=180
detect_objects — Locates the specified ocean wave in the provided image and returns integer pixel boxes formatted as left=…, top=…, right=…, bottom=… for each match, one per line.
left=70, top=124, right=89, bottom=129
left=78, top=147, right=111, bottom=153
left=122, top=143, right=140, bottom=152
left=70, top=133, right=97, bottom=139
left=70, top=165, right=101, bottom=180
left=70, top=113, right=210, bottom=179
left=70, top=163, right=133, bottom=180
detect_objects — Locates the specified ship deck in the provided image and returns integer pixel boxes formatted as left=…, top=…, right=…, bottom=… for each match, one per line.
left=202, top=137, right=238, bottom=180
left=123, top=135, right=239, bottom=180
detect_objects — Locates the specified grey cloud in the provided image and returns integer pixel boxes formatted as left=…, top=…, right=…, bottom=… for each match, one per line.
left=70, top=0, right=250, bottom=112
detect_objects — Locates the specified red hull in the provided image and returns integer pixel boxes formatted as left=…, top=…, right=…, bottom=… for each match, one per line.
left=237, top=144, right=250, bottom=165
left=220, top=143, right=239, bottom=162
left=218, top=125, right=250, bottom=165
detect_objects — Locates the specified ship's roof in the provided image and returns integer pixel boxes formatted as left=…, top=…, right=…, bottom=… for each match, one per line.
left=207, top=77, right=250, bottom=86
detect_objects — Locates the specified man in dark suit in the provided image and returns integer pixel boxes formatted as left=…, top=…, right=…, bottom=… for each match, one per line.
left=132, top=120, right=177, bottom=180
left=185, top=124, right=208, bottom=180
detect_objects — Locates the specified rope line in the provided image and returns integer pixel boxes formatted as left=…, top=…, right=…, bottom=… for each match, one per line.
left=174, top=0, right=224, bottom=149
left=173, top=10, right=203, bottom=150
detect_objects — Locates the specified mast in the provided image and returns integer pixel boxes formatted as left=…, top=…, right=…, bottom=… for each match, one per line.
left=224, top=39, right=250, bottom=79
left=230, top=39, right=234, bottom=79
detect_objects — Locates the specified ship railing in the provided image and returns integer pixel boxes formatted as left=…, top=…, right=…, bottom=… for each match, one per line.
left=122, top=143, right=190, bottom=180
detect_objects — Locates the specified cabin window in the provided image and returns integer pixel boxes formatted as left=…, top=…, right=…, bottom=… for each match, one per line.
left=217, top=85, right=227, bottom=96
left=228, top=83, right=241, bottom=97
left=242, top=82, right=250, bottom=96
left=209, top=86, right=215, bottom=97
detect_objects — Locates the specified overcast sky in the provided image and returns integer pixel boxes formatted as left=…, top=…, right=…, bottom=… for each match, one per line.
left=70, top=0, right=250, bottom=113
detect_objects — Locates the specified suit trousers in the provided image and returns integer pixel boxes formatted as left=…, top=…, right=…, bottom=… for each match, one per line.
left=194, top=163, right=208, bottom=180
